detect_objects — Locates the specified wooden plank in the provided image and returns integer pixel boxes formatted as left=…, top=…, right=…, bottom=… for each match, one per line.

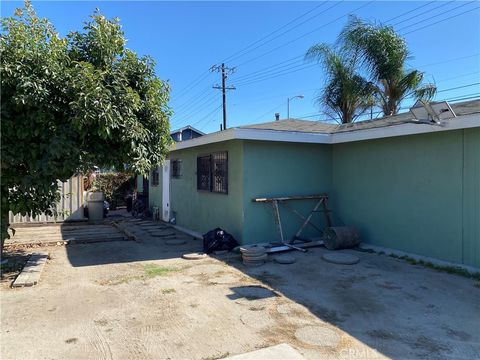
left=253, top=194, right=328, bottom=202
left=272, top=200, right=285, bottom=243
left=265, top=240, right=324, bottom=253
left=293, top=198, right=324, bottom=241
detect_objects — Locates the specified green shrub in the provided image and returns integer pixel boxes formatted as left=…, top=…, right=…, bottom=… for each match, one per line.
left=92, top=172, right=134, bottom=209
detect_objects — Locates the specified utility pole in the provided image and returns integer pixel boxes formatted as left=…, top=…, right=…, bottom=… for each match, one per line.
left=211, top=63, right=235, bottom=130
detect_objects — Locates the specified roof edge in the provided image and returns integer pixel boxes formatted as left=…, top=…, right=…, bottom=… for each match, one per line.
left=171, top=112, right=480, bottom=151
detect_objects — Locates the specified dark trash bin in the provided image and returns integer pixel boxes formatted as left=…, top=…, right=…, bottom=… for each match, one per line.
left=126, top=195, right=133, bottom=212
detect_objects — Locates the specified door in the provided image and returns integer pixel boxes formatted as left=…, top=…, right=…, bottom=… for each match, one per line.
left=162, top=160, right=170, bottom=222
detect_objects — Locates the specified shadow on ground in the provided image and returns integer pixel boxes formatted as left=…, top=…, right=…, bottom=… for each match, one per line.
left=61, top=219, right=480, bottom=360
left=63, top=218, right=203, bottom=267
left=220, top=247, right=480, bottom=360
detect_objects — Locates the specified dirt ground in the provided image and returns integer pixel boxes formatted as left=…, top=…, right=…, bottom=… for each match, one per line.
left=1, top=223, right=479, bottom=360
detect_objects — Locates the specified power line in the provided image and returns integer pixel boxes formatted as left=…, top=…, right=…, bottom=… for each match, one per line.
left=256, top=84, right=480, bottom=123
left=235, top=38, right=479, bottom=88
left=226, top=2, right=343, bottom=65
left=436, top=71, right=480, bottom=84
left=391, top=1, right=454, bottom=28
left=384, top=1, right=436, bottom=23
left=173, top=71, right=212, bottom=101
left=173, top=2, right=334, bottom=118
left=234, top=55, right=304, bottom=82
left=234, top=0, right=461, bottom=87
left=175, top=0, right=437, bottom=127
left=436, top=82, right=480, bottom=93
left=174, top=86, right=214, bottom=114
left=402, top=4, right=479, bottom=35
left=198, top=106, right=225, bottom=131
left=173, top=93, right=219, bottom=124
left=221, top=2, right=331, bottom=64
left=418, top=53, right=480, bottom=68
left=444, top=93, right=480, bottom=102
left=235, top=1, right=374, bottom=68
left=236, top=62, right=316, bottom=86
left=175, top=2, right=479, bottom=130
left=190, top=104, right=223, bottom=128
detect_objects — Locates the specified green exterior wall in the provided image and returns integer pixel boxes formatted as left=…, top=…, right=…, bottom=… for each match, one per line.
left=168, top=140, right=245, bottom=240
left=462, top=128, right=480, bottom=267
left=149, top=127, right=479, bottom=268
left=149, top=167, right=162, bottom=210
left=242, top=141, right=332, bottom=244
left=331, top=129, right=480, bottom=268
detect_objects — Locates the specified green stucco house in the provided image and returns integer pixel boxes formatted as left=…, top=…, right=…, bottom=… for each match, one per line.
left=144, top=100, right=480, bottom=269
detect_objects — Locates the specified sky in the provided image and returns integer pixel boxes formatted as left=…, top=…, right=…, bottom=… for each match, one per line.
left=2, top=1, right=479, bottom=133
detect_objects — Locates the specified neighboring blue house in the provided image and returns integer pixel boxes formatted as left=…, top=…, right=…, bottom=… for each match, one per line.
left=170, top=126, right=205, bottom=142
left=135, top=125, right=205, bottom=201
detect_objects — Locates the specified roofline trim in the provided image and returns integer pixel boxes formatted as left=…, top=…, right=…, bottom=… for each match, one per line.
left=170, top=125, right=206, bottom=136
left=172, top=113, right=480, bottom=151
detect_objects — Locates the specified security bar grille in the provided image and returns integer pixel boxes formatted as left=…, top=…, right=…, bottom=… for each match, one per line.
left=196, top=152, right=228, bottom=194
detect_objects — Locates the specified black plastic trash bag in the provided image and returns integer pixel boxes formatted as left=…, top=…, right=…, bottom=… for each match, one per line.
left=203, top=228, right=238, bottom=254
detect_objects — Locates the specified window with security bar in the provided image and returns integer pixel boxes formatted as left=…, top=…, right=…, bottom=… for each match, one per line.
left=196, top=152, right=228, bottom=194
left=171, top=159, right=182, bottom=179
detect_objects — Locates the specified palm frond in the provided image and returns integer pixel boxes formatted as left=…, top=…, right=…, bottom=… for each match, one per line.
left=306, top=43, right=373, bottom=123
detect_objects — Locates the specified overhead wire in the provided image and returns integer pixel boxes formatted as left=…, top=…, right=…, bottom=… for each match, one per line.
left=235, top=1, right=374, bottom=68
left=390, top=1, right=455, bottom=28
left=401, top=3, right=479, bottom=35
left=221, top=1, right=331, bottom=64
left=175, top=1, right=479, bottom=129
left=383, top=1, right=436, bottom=23
left=233, top=2, right=477, bottom=88
left=172, top=1, right=335, bottom=120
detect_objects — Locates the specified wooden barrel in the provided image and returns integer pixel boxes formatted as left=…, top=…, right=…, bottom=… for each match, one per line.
left=323, top=227, right=360, bottom=250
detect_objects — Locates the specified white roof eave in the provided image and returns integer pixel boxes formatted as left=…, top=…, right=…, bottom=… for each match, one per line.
left=171, top=113, right=480, bottom=151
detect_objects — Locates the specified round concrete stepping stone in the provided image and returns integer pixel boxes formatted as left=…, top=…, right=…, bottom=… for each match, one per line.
left=182, top=252, right=207, bottom=260
left=322, top=252, right=360, bottom=265
left=295, top=326, right=340, bottom=347
left=165, top=239, right=187, bottom=246
left=274, top=255, right=296, bottom=264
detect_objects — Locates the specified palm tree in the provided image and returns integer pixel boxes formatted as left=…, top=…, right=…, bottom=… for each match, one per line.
left=340, top=16, right=436, bottom=116
left=305, top=44, right=373, bottom=124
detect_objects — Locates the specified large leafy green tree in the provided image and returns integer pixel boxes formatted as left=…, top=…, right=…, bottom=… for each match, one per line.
left=340, top=16, right=436, bottom=116
left=305, top=44, right=374, bottom=123
left=1, top=2, right=172, bottom=248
